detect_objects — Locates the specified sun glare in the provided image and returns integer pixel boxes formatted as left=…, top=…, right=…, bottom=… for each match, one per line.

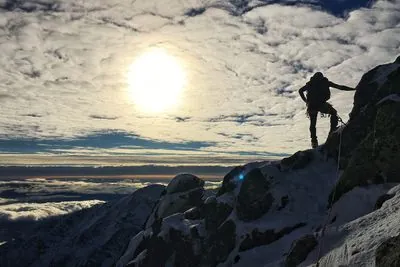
left=127, top=48, right=186, bottom=113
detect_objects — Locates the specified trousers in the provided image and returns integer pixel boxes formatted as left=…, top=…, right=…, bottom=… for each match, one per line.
left=307, top=102, right=338, bottom=140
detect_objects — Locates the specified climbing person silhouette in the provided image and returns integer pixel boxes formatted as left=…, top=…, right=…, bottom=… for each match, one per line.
left=299, top=72, right=355, bottom=148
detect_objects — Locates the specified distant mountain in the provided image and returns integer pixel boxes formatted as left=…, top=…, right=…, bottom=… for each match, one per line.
left=0, top=185, right=164, bottom=267
left=0, top=165, right=232, bottom=178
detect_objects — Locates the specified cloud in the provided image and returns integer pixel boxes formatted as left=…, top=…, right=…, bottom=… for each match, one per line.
left=0, top=0, right=398, bottom=164
left=0, top=177, right=166, bottom=221
left=0, top=178, right=160, bottom=200
left=0, top=176, right=221, bottom=221
left=89, top=115, right=119, bottom=120
left=0, top=200, right=105, bottom=221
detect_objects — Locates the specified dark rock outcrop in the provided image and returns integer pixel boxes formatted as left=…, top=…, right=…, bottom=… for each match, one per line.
left=204, top=200, right=233, bottom=232
left=281, top=150, right=314, bottom=171
left=203, top=220, right=237, bottom=266
left=376, top=234, right=400, bottom=267
left=326, top=58, right=400, bottom=203
left=374, top=193, right=396, bottom=210
left=239, top=223, right=306, bottom=252
left=146, top=174, right=205, bottom=226
left=217, top=166, right=245, bottom=196
left=166, top=173, right=205, bottom=194
left=236, top=168, right=274, bottom=221
left=284, top=235, right=318, bottom=267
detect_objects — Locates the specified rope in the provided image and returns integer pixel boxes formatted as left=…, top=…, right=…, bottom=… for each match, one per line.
left=337, top=115, right=347, bottom=126
left=315, top=120, right=344, bottom=267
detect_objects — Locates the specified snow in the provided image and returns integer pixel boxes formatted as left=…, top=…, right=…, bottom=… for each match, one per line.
left=216, top=150, right=400, bottom=267
left=156, top=186, right=203, bottom=219
left=117, top=148, right=400, bottom=267
left=328, top=184, right=397, bottom=227
left=212, top=150, right=339, bottom=266
left=303, top=184, right=400, bottom=267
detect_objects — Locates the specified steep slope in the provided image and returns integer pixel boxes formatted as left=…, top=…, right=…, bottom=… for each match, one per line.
left=117, top=56, right=400, bottom=267
left=325, top=56, right=400, bottom=202
left=0, top=184, right=165, bottom=267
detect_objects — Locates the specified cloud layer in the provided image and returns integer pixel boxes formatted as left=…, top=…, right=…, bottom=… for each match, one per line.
left=0, top=0, right=399, bottom=164
left=0, top=177, right=220, bottom=221
left=0, top=177, right=161, bottom=221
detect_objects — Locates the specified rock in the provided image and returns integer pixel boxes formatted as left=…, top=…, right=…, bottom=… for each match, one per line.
left=376, top=234, right=400, bottom=267
left=217, top=166, right=245, bottom=196
left=146, top=175, right=205, bottom=227
left=203, top=220, right=236, bottom=266
left=155, top=186, right=204, bottom=220
left=328, top=59, right=400, bottom=204
left=239, top=223, right=306, bottom=252
left=281, top=150, right=314, bottom=171
left=169, top=228, right=201, bottom=267
left=278, top=195, right=289, bottom=211
left=285, top=235, right=318, bottom=267
left=129, top=236, right=173, bottom=267
left=204, top=196, right=217, bottom=204
left=166, top=173, right=205, bottom=194
left=204, top=201, right=233, bottom=232
left=375, top=194, right=396, bottom=210
left=236, top=168, right=273, bottom=221
left=183, top=206, right=204, bottom=220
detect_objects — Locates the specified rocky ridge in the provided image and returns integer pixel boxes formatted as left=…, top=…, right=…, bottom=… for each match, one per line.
left=117, top=56, right=400, bottom=267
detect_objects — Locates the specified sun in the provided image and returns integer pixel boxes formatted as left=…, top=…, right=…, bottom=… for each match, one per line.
left=127, top=48, right=186, bottom=113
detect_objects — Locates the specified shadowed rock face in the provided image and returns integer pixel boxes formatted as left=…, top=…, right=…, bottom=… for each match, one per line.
left=326, top=57, right=400, bottom=203
left=376, top=234, right=400, bottom=267
left=280, top=150, right=314, bottom=171
left=217, top=165, right=245, bottom=196
left=239, top=222, right=306, bottom=252
left=0, top=185, right=165, bottom=267
left=204, top=219, right=237, bottom=266
left=374, top=193, right=396, bottom=210
left=236, top=168, right=273, bottom=221
left=285, top=235, right=318, bottom=267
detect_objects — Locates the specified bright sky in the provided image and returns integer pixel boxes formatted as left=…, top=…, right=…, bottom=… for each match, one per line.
left=0, top=0, right=399, bottom=166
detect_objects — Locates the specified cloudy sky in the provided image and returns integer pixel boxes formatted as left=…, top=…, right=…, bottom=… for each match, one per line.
left=0, top=0, right=399, bottom=166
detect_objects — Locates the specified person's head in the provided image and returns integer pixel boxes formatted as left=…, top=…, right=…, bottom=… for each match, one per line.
left=310, top=72, right=324, bottom=82
left=312, top=72, right=324, bottom=79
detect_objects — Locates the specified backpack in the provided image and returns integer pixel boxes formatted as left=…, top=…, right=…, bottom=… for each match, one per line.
left=306, top=76, right=330, bottom=105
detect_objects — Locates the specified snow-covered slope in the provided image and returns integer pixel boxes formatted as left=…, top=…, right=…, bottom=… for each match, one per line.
left=116, top=56, right=400, bottom=267
left=0, top=184, right=165, bottom=267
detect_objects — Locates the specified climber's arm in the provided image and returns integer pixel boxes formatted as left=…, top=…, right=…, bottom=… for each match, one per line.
left=329, top=81, right=355, bottom=91
left=298, top=85, right=308, bottom=103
